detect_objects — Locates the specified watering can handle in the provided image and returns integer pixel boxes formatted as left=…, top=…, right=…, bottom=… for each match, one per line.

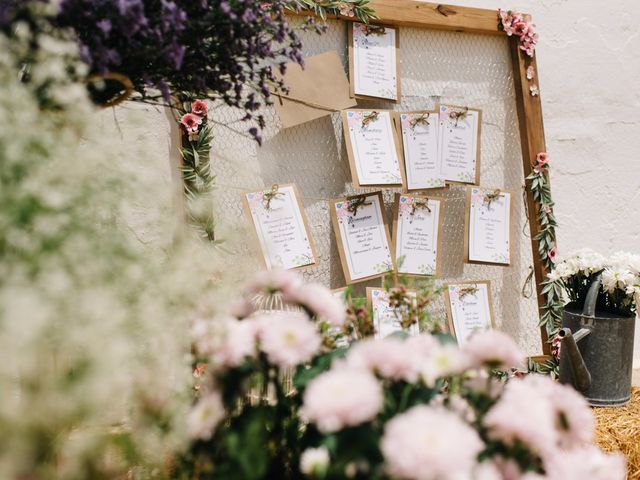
left=582, top=273, right=602, bottom=318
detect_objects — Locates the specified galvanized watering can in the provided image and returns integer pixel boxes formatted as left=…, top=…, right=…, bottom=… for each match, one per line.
left=558, top=274, right=636, bottom=406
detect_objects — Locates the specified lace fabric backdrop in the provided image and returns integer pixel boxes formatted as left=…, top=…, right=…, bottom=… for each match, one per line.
left=208, top=19, right=542, bottom=356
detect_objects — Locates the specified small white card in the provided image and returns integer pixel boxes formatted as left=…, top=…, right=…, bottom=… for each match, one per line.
left=368, top=287, right=419, bottom=338
left=465, top=187, right=511, bottom=265
left=399, top=112, right=445, bottom=190
left=437, top=105, right=481, bottom=184
left=445, top=282, right=494, bottom=346
left=342, top=110, right=403, bottom=187
left=350, top=23, right=399, bottom=101
left=330, top=192, right=394, bottom=284
left=243, top=184, right=317, bottom=270
left=393, top=194, right=442, bottom=276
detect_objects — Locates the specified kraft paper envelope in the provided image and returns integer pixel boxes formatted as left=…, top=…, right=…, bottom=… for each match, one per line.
left=272, top=50, right=357, bottom=129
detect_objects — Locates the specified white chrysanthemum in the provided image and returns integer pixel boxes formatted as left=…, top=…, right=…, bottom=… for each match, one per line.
left=301, top=368, right=383, bottom=433
left=300, top=446, right=330, bottom=476
left=187, top=392, right=225, bottom=440
left=256, top=312, right=321, bottom=368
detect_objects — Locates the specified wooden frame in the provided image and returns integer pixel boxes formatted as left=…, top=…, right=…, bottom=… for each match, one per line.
left=327, top=0, right=552, bottom=354
left=391, top=193, right=444, bottom=277
left=444, top=280, right=497, bottom=345
left=241, top=183, right=319, bottom=272
left=329, top=191, right=395, bottom=284
left=463, top=186, right=514, bottom=267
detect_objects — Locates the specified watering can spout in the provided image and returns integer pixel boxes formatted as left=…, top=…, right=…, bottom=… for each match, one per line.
left=558, top=272, right=601, bottom=393
left=558, top=327, right=592, bottom=392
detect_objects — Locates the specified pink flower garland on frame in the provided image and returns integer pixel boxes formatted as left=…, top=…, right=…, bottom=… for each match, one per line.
left=499, top=9, right=539, bottom=57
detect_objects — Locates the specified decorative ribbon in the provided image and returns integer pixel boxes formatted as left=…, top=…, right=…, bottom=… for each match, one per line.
left=459, top=286, right=478, bottom=300
left=263, top=184, right=284, bottom=210
left=347, top=196, right=372, bottom=217
left=365, top=24, right=386, bottom=35
left=449, top=106, right=469, bottom=127
left=410, top=112, right=430, bottom=129
left=483, top=189, right=502, bottom=207
left=361, top=111, right=379, bottom=128
left=411, top=198, right=431, bottom=216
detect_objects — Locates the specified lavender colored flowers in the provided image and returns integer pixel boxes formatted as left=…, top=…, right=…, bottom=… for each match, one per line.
left=55, top=0, right=308, bottom=143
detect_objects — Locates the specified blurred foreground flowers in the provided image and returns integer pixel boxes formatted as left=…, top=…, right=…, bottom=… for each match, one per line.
left=182, top=269, right=626, bottom=480
left=0, top=11, right=230, bottom=479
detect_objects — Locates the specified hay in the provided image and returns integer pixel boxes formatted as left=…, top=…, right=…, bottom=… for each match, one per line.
left=593, top=387, right=640, bottom=479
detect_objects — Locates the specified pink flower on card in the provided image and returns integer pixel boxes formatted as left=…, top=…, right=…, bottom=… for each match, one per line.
left=335, top=202, right=350, bottom=218
left=181, top=113, right=203, bottom=133
left=191, top=99, right=208, bottom=116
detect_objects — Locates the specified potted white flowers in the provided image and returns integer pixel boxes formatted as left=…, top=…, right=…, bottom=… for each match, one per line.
left=548, top=249, right=639, bottom=406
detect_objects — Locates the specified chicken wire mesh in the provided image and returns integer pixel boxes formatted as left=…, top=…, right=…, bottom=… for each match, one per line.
left=208, top=19, right=542, bottom=356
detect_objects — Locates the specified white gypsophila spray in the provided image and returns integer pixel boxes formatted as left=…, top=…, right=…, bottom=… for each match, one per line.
left=0, top=19, right=244, bottom=479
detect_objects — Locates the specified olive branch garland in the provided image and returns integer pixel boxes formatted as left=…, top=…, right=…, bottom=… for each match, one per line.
left=526, top=153, right=562, bottom=376
left=288, top=0, right=378, bottom=22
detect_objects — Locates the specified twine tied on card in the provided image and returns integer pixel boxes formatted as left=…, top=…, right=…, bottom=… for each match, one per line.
left=365, top=24, right=386, bottom=35
left=361, top=111, right=379, bottom=128
left=410, top=112, right=430, bottom=129
left=483, top=189, right=502, bottom=207
left=459, top=286, right=478, bottom=300
left=411, top=198, right=431, bottom=216
left=449, top=106, right=469, bottom=127
left=263, top=184, right=284, bottom=210
left=347, top=196, right=372, bottom=217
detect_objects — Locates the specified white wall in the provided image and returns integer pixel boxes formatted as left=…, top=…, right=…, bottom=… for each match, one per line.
left=438, top=0, right=640, bottom=365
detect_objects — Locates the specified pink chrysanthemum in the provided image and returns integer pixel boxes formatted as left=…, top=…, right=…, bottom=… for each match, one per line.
left=301, top=368, right=383, bottom=432
left=284, top=282, right=346, bottom=327
left=256, top=312, right=321, bottom=368
left=212, top=318, right=258, bottom=368
left=463, top=330, right=524, bottom=369
left=381, top=406, right=483, bottom=480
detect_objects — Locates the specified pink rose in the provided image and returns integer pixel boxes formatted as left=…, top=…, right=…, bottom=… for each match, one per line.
left=536, top=152, right=549, bottom=166
left=548, top=246, right=558, bottom=263
left=191, top=99, right=208, bottom=116
left=181, top=113, right=203, bottom=133
left=513, top=21, right=529, bottom=37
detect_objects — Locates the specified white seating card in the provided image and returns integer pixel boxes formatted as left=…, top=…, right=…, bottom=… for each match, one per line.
left=350, top=23, right=399, bottom=101
left=393, top=194, right=442, bottom=276
left=330, top=192, right=394, bottom=283
left=465, top=186, right=511, bottom=265
left=437, top=105, right=481, bottom=184
left=243, top=184, right=317, bottom=270
left=445, top=282, right=494, bottom=346
left=343, top=110, right=403, bottom=187
left=368, top=287, right=419, bottom=339
left=399, top=112, right=444, bottom=190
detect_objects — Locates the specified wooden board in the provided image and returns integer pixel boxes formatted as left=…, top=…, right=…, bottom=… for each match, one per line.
left=293, top=1, right=551, bottom=354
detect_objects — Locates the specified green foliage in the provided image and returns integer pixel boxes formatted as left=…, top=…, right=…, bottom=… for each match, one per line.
left=287, top=0, right=378, bottom=23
